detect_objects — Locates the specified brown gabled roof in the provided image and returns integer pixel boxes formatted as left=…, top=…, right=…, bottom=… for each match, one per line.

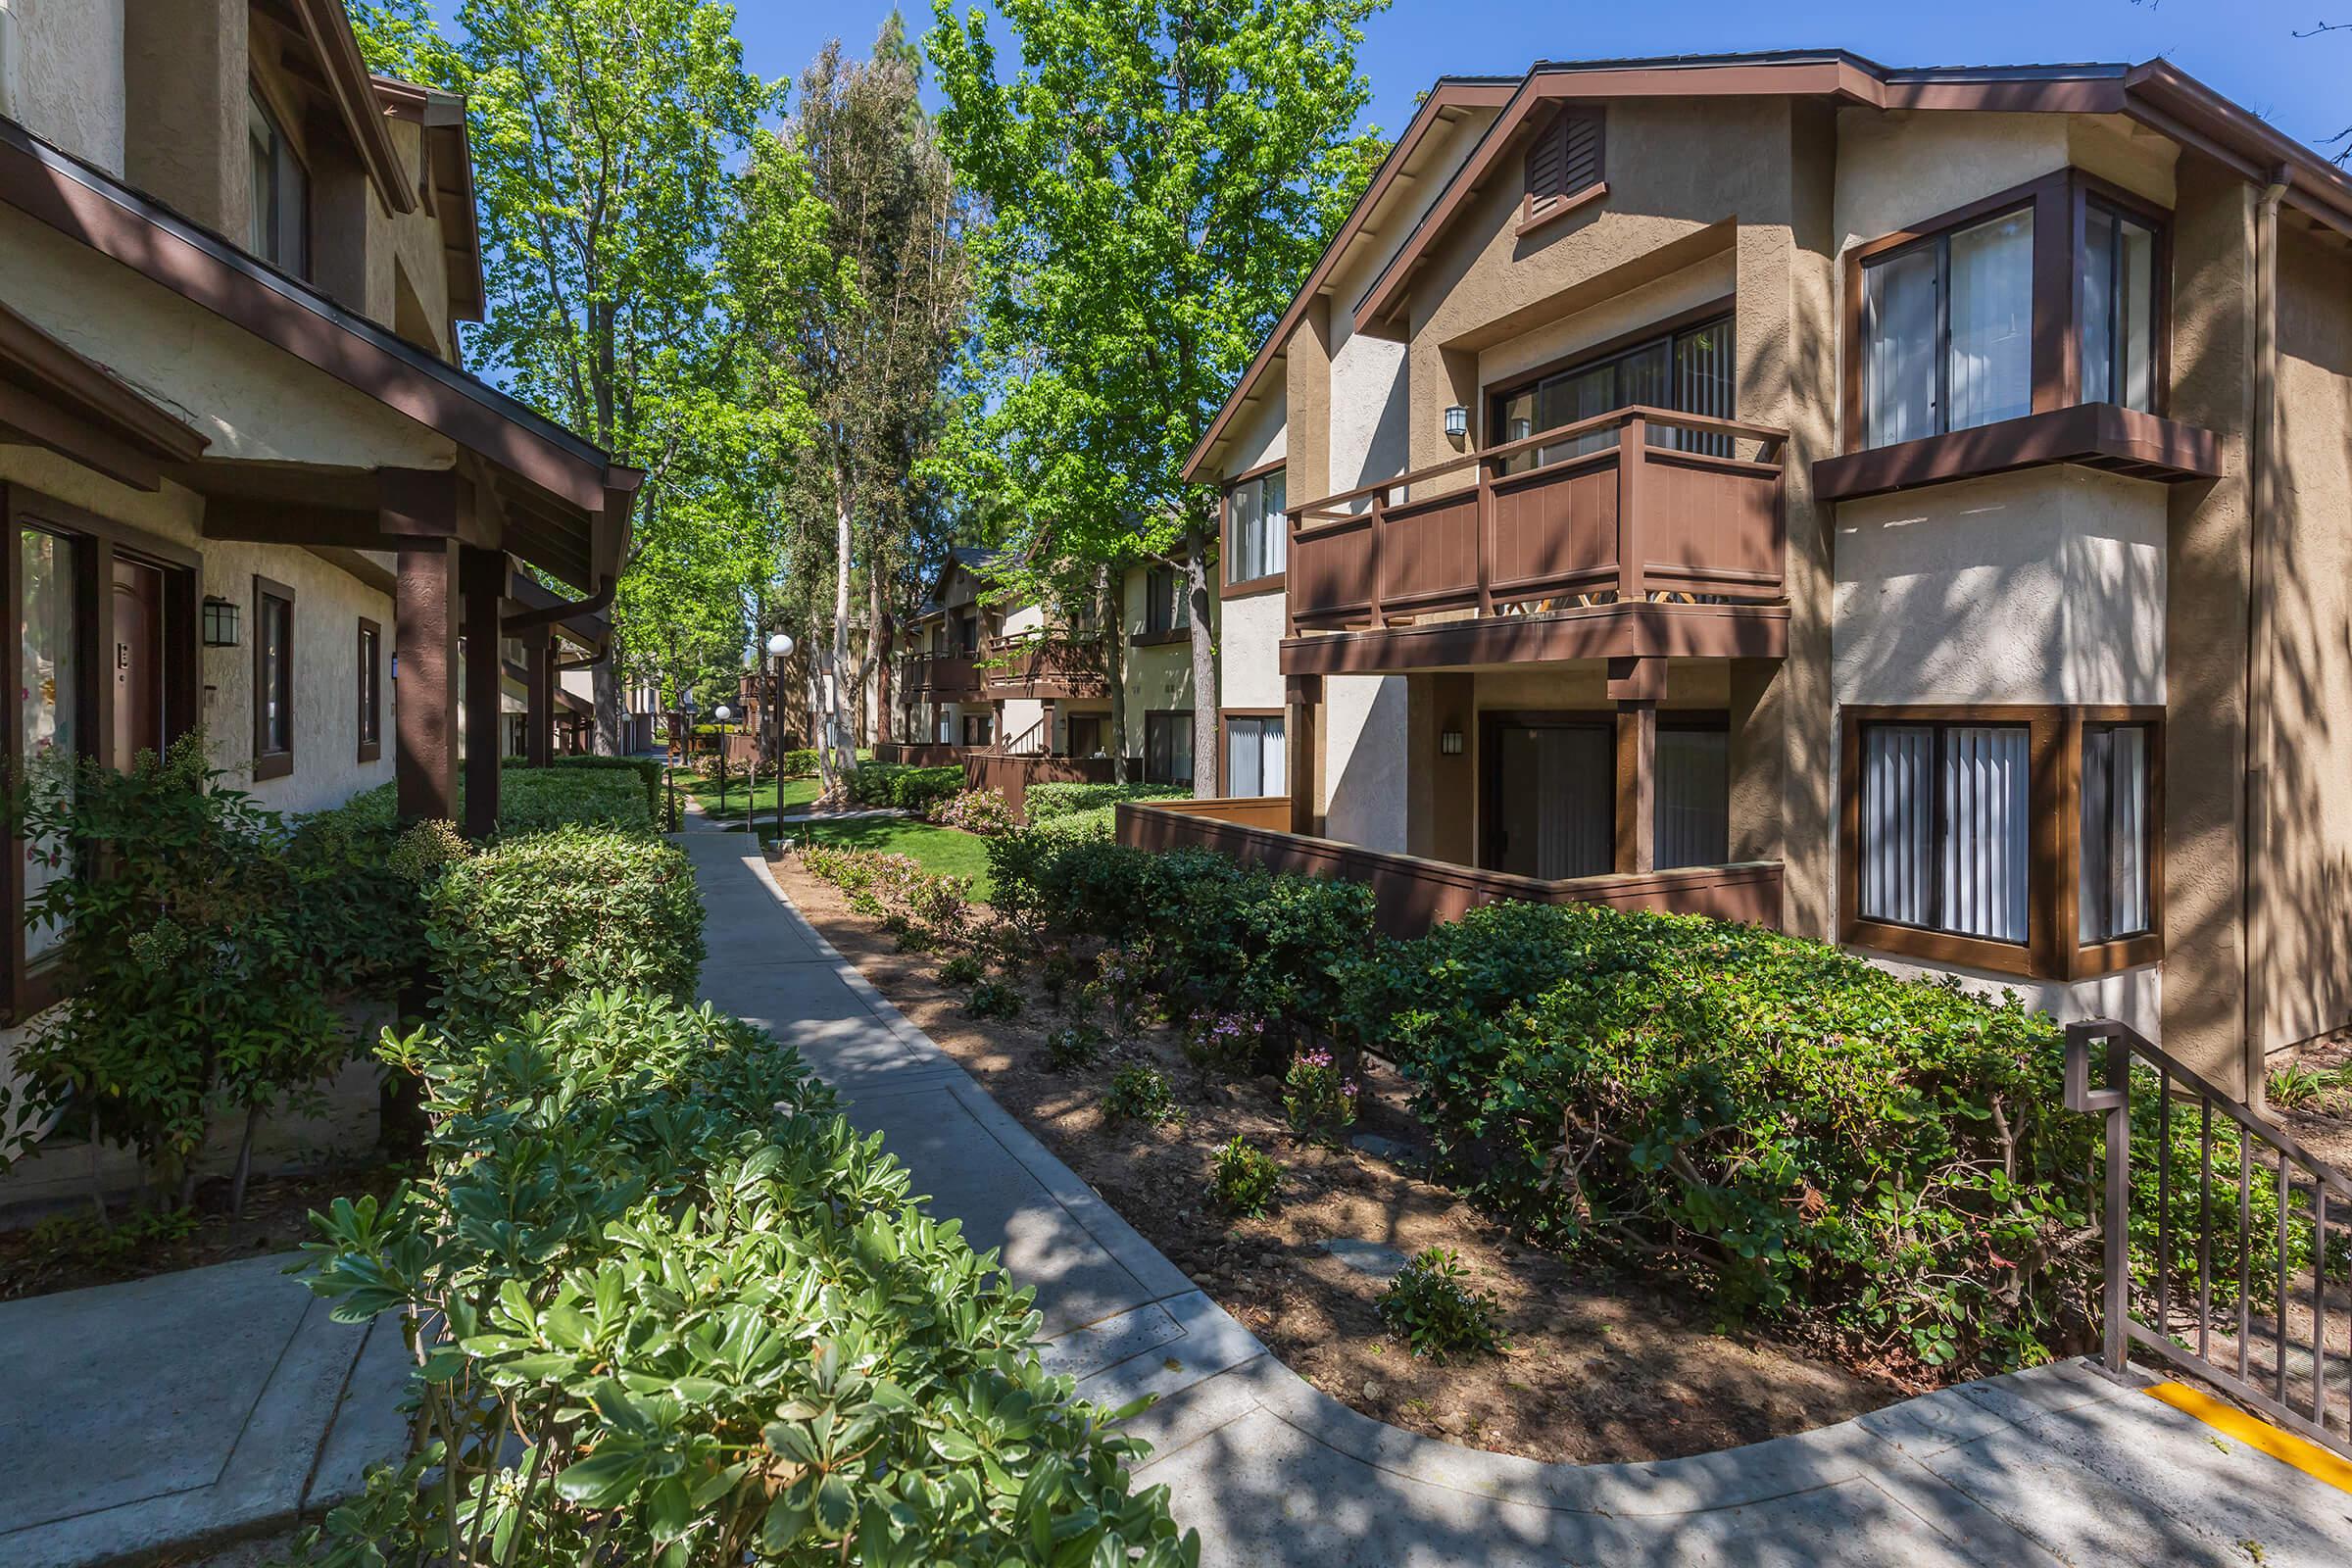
left=287, top=0, right=417, bottom=220
left=1186, top=49, right=2352, bottom=483
left=374, top=76, right=486, bottom=326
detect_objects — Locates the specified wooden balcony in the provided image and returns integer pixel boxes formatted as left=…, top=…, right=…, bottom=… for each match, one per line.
left=1117, top=798, right=1783, bottom=939
left=982, top=632, right=1109, bottom=700
left=1284, top=407, right=1788, bottom=672
left=907, top=653, right=984, bottom=701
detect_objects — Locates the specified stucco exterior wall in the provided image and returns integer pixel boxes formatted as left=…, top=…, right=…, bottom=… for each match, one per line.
left=1218, top=593, right=1286, bottom=711
left=11, top=0, right=125, bottom=176
left=1321, top=674, right=1407, bottom=850
left=1832, top=110, right=2072, bottom=255
left=1477, top=251, right=1737, bottom=400
left=1832, top=467, right=2168, bottom=709
left=1225, top=393, right=1287, bottom=476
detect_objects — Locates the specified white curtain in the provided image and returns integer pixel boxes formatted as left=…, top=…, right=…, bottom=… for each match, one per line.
left=1940, top=725, right=2032, bottom=944
left=2083, top=208, right=2157, bottom=414
left=1864, top=246, right=1938, bottom=448
left=1862, top=724, right=1936, bottom=927
left=2080, top=724, right=2149, bottom=942
left=1655, top=727, right=1729, bottom=869
left=1946, top=212, right=2034, bottom=432
left=1226, top=716, right=1284, bottom=797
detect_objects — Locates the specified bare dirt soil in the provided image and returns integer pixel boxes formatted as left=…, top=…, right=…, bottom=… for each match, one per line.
left=0, top=1163, right=403, bottom=1301
left=773, top=854, right=1905, bottom=1465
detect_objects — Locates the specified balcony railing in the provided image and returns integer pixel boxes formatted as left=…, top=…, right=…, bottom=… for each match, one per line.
left=981, top=631, right=1108, bottom=700
left=1287, top=406, right=1787, bottom=635
left=907, top=653, right=983, bottom=700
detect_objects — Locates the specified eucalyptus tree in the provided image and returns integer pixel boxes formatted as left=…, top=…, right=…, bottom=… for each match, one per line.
left=733, top=20, right=971, bottom=791
left=352, top=0, right=789, bottom=752
left=928, top=0, right=1387, bottom=794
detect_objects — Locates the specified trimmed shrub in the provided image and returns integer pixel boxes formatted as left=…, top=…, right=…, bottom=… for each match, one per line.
left=1023, top=781, right=1186, bottom=823
left=1379, top=1248, right=1506, bottom=1360
left=1103, top=1061, right=1180, bottom=1125
left=779, top=747, right=820, bottom=778
left=1282, top=1047, right=1358, bottom=1146
left=502, top=753, right=662, bottom=824
left=1210, top=1137, right=1283, bottom=1217
left=939, top=953, right=985, bottom=987
left=339, top=766, right=652, bottom=839
left=296, top=988, right=1195, bottom=1566
left=844, top=762, right=962, bottom=814
left=1043, top=1022, right=1106, bottom=1071
left=935, top=785, right=1017, bottom=835
left=799, top=843, right=972, bottom=929
left=1033, top=804, right=1117, bottom=844
left=425, top=825, right=705, bottom=1030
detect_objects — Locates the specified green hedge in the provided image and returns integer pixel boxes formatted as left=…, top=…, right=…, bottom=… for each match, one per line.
left=845, top=761, right=963, bottom=813
left=298, top=988, right=1194, bottom=1566
left=340, top=766, right=652, bottom=838
left=504, top=753, right=662, bottom=824
left=425, top=824, right=705, bottom=1031
left=1022, top=781, right=1186, bottom=822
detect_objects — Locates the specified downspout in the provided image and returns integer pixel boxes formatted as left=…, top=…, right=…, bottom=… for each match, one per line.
left=2241, top=165, right=2290, bottom=1107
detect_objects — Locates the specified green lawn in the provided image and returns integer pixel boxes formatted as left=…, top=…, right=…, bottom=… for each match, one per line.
left=777, top=816, right=995, bottom=898
left=674, top=768, right=822, bottom=817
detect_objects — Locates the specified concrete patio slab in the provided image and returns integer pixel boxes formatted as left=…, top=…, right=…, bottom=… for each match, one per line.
left=0, top=1251, right=409, bottom=1568
left=687, top=818, right=2352, bottom=1567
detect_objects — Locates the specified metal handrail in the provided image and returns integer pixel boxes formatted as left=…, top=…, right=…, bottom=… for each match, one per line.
left=2067, top=1016, right=2351, bottom=1457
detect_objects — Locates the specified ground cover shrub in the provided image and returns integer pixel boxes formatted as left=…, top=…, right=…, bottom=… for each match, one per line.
left=1032, top=804, right=1116, bottom=844
left=503, top=754, right=662, bottom=824
left=1210, top=1137, right=1283, bottom=1217
left=844, top=761, right=962, bottom=814
left=1282, top=1047, right=1359, bottom=1146
left=1, top=737, right=351, bottom=1213
left=934, top=785, right=1016, bottom=835
left=294, top=988, right=1195, bottom=1566
left=966, top=978, right=1023, bottom=1019
left=1104, top=1061, right=1180, bottom=1125
left=1022, top=782, right=1186, bottom=822
left=1378, top=1248, right=1506, bottom=1360
left=426, top=825, right=704, bottom=1031
left=939, top=953, right=986, bottom=987
left=1043, top=1023, right=1106, bottom=1071
left=798, top=842, right=972, bottom=931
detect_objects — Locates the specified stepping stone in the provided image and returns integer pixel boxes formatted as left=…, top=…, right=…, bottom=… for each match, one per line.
left=1348, top=1132, right=1423, bottom=1164
left=1315, top=1238, right=1411, bottom=1277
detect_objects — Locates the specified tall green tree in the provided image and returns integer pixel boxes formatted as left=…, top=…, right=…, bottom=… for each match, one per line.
left=354, top=0, right=789, bottom=753
left=734, top=20, right=970, bottom=791
left=928, top=0, right=1387, bottom=795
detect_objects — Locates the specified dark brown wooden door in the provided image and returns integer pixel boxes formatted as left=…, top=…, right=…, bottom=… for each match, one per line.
left=111, top=557, right=166, bottom=771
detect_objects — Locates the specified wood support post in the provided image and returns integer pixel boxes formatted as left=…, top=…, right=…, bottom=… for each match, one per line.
left=1615, top=699, right=1656, bottom=875
left=392, top=538, right=458, bottom=824
left=1288, top=673, right=1322, bottom=837
left=460, top=544, right=506, bottom=839
left=1615, top=412, right=1647, bottom=604
left=525, top=632, right=554, bottom=767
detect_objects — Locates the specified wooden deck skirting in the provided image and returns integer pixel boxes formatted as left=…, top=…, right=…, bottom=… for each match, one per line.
left=1118, top=799, right=1784, bottom=937
left=963, top=752, right=1119, bottom=822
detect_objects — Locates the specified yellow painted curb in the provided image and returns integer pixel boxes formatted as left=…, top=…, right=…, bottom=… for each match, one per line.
left=2146, top=1381, right=2352, bottom=1495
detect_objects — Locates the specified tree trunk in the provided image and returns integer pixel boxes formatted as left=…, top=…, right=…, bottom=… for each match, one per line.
left=229, top=1102, right=263, bottom=1218
left=874, top=608, right=897, bottom=746
left=1184, top=526, right=1217, bottom=798
left=593, top=658, right=621, bottom=755
left=824, top=492, right=858, bottom=782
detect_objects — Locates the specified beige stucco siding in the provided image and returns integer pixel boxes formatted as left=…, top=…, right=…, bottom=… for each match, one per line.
left=1322, top=674, right=1407, bottom=851
left=1218, top=593, right=1286, bottom=711
left=1832, top=110, right=2073, bottom=256
left=10, top=0, right=125, bottom=175
left=1832, top=467, right=2168, bottom=709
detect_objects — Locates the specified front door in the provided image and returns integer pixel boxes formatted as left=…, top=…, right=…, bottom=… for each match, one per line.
left=110, top=557, right=167, bottom=771
left=1487, top=719, right=1613, bottom=879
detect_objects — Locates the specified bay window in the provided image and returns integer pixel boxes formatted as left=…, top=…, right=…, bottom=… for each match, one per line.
left=1840, top=706, right=2163, bottom=979
left=1226, top=468, right=1286, bottom=585
left=2082, top=203, right=2158, bottom=414
left=1862, top=210, right=2034, bottom=447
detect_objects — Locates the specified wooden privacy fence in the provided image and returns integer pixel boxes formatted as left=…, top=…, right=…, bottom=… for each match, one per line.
left=963, top=752, right=1118, bottom=822
left=1117, top=798, right=1783, bottom=938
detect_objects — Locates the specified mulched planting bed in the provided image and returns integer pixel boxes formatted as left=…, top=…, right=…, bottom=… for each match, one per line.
left=772, top=852, right=1906, bottom=1464
left=0, top=1162, right=403, bottom=1301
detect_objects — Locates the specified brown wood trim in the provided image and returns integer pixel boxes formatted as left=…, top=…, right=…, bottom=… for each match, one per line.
left=1216, top=707, right=1284, bottom=798
left=1514, top=179, right=1608, bottom=238
left=1814, top=404, right=2220, bottom=502
left=287, top=0, right=419, bottom=219
left=357, top=615, right=383, bottom=763
left=0, top=301, right=210, bottom=491
left=1130, top=626, right=1191, bottom=648
left=252, top=572, right=296, bottom=780
left=1223, top=455, right=1288, bottom=487
left=1279, top=601, right=1788, bottom=676
left=1220, top=571, right=1286, bottom=600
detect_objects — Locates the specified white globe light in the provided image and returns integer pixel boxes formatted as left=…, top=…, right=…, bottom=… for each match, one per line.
left=714, top=705, right=732, bottom=722
left=766, top=632, right=795, bottom=659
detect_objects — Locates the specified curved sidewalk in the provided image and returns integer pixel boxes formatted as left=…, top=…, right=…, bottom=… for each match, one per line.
left=680, top=815, right=2352, bottom=1568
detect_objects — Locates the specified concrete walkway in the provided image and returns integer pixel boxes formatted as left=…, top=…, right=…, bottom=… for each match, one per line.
left=684, top=813, right=2352, bottom=1568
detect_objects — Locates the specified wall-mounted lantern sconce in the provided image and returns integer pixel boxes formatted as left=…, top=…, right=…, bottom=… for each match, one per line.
left=1440, top=729, right=1464, bottom=756
left=1443, top=404, right=1469, bottom=440
left=201, top=596, right=240, bottom=648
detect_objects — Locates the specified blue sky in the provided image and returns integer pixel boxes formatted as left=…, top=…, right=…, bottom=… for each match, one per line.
left=724, top=0, right=2351, bottom=159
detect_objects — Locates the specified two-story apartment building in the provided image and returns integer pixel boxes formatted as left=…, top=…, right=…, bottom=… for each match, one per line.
left=0, top=0, right=633, bottom=1037
left=1179, top=51, right=2352, bottom=1094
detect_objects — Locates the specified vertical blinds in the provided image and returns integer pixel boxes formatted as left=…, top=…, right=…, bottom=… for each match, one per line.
left=2080, top=724, right=2151, bottom=943
left=1655, top=727, right=1730, bottom=869
left=1861, top=722, right=2031, bottom=945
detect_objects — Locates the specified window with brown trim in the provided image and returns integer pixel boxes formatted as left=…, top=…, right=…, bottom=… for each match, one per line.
left=1490, top=310, right=1734, bottom=475
left=253, top=575, right=294, bottom=780
left=1522, top=106, right=1603, bottom=228
left=247, top=87, right=310, bottom=278
left=960, top=710, right=994, bottom=748
left=1221, top=710, right=1285, bottom=796
left=1143, top=710, right=1194, bottom=785
left=1838, top=704, right=2163, bottom=980
left=1143, top=565, right=1190, bottom=636
left=1225, top=467, right=1286, bottom=587
left=357, top=616, right=382, bottom=762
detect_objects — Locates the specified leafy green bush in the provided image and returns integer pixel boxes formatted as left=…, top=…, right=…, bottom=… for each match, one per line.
left=1043, top=1023, right=1106, bottom=1071
left=1282, top=1048, right=1358, bottom=1145
left=935, top=786, right=1017, bottom=835
left=1032, top=804, right=1116, bottom=844
left=939, top=953, right=985, bottom=987
left=799, top=843, right=972, bottom=929
left=1023, top=782, right=1185, bottom=823
left=341, top=766, right=652, bottom=839
left=2, top=739, right=352, bottom=1212
left=1103, top=1061, right=1180, bottom=1125
left=295, top=988, right=1195, bottom=1566
left=966, top=978, right=1023, bottom=1019
left=1378, top=1248, right=1506, bottom=1360
left=503, top=754, right=662, bottom=824
left=1210, top=1137, right=1283, bottom=1217
left=426, top=825, right=705, bottom=1031
left=779, top=747, right=820, bottom=778
left=844, top=762, right=962, bottom=813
